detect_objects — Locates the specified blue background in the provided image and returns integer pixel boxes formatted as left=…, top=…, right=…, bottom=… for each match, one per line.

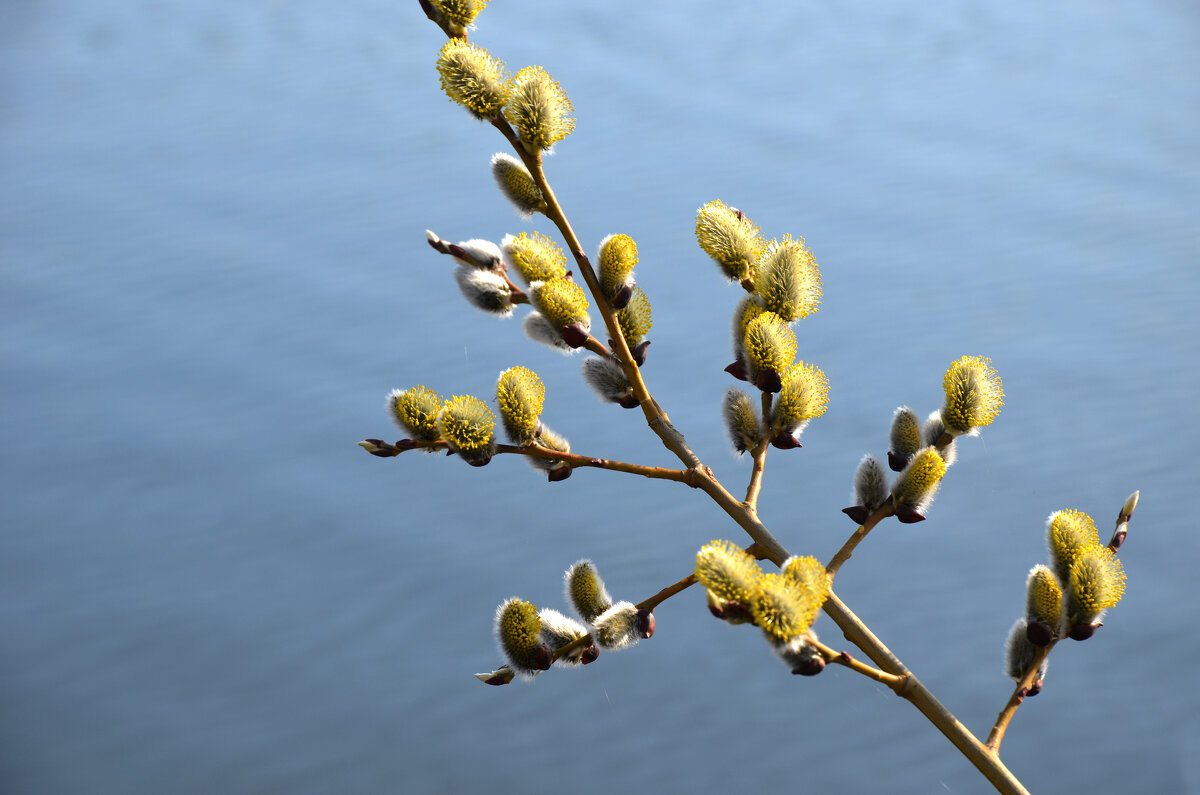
left=3, top=1, right=1198, bottom=792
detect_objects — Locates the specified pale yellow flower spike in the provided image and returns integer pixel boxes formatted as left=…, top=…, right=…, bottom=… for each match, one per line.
left=695, top=200, right=766, bottom=282
left=505, top=66, right=576, bottom=153
left=941, top=355, right=1004, bottom=436
left=436, top=39, right=509, bottom=120
left=496, top=366, right=546, bottom=445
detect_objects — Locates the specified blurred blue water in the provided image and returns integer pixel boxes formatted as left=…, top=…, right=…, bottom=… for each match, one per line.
left=2, top=1, right=1198, bottom=793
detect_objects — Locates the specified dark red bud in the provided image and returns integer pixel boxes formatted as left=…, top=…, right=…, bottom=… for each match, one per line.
left=547, top=466, right=573, bottom=483
left=612, top=282, right=634, bottom=310
left=1108, top=528, right=1127, bottom=552
left=770, top=431, right=803, bottom=450
left=636, top=609, right=655, bottom=639
left=1027, top=678, right=1043, bottom=697
left=724, top=360, right=748, bottom=381
left=894, top=503, right=927, bottom=524
left=842, top=506, right=871, bottom=524
left=534, top=646, right=553, bottom=671
left=482, top=672, right=510, bottom=686
left=632, top=340, right=651, bottom=367
left=1026, top=620, right=1054, bottom=647
left=466, top=454, right=493, bottom=467
left=617, top=395, right=640, bottom=409
left=754, top=368, right=783, bottom=394
left=722, top=600, right=754, bottom=624
left=395, top=439, right=419, bottom=452
left=887, top=450, right=910, bottom=472
left=580, top=645, right=599, bottom=665
left=1068, top=622, right=1101, bottom=641
left=708, top=603, right=726, bottom=620
left=561, top=323, right=590, bottom=349
left=362, top=439, right=398, bottom=457
left=792, top=656, right=826, bottom=677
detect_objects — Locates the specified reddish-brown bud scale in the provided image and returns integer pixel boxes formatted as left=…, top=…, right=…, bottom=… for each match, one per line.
left=581, top=645, right=599, bottom=664
left=754, top=367, right=782, bottom=393
left=1068, top=622, right=1101, bottom=641
left=612, top=282, right=634, bottom=309
left=842, top=506, right=871, bottom=524
left=534, top=646, right=553, bottom=671
left=632, top=340, right=651, bottom=367
left=724, top=360, right=748, bottom=381
left=770, top=432, right=802, bottom=450
left=637, top=609, right=655, bottom=639
left=792, top=656, right=826, bottom=677
left=1026, top=620, right=1054, bottom=647
left=617, top=395, right=640, bottom=409
left=894, top=503, right=927, bottom=524
left=887, top=450, right=910, bottom=472
left=547, top=466, right=572, bottom=482
left=561, top=323, right=590, bottom=348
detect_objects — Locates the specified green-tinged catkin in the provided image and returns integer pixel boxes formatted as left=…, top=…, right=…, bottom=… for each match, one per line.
left=491, top=153, right=547, bottom=217
left=755, top=236, right=821, bottom=322
left=504, top=66, right=575, bottom=153
left=780, top=555, right=830, bottom=633
left=1025, top=564, right=1064, bottom=632
left=751, top=573, right=807, bottom=642
left=530, top=276, right=590, bottom=331
left=388, top=386, right=443, bottom=443
left=437, top=394, right=496, bottom=465
left=695, top=200, right=765, bottom=282
left=722, top=387, right=760, bottom=455
left=695, top=540, right=762, bottom=613
left=941, top=355, right=1004, bottom=435
left=495, top=366, right=545, bottom=445
left=890, top=446, right=947, bottom=513
left=889, top=406, right=923, bottom=464
left=616, top=287, right=652, bottom=347
left=564, top=560, right=613, bottom=623
left=772, top=361, right=829, bottom=436
left=1047, top=509, right=1101, bottom=584
left=501, top=231, right=568, bottom=285
left=435, top=39, right=509, bottom=120
left=495, top=598, right=548, bottom=677
left=581, top=356, right=633, bottom=404
left=1066, top=547, right=1126, bottom=624
left=852, top=454, right=889, bottom=512
left=598, top=234, right=639, bottom=300
left=1005, top=618, right=1049, bottom=684
left=731, top=295, right=766, bottom=363
left=429, top=0, right=489, bottom=34
left=742, top=312, right=796, bottom=382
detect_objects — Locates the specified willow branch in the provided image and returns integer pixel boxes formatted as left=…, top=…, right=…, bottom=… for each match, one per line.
left=488, top=116, right=700, bottom=470
left=360, top=437, right=701, bottom=484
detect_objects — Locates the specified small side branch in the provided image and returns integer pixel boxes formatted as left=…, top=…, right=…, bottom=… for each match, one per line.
left=743, top=391, right=774, bottom=512
left=825, top=501, right=897, bottom=577
left=807, top=636, right=907, bottom=691
left=986, top=643, right=1053, bottom=751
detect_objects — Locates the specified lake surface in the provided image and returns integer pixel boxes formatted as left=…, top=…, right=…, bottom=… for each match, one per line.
left=3, top=1, right=1198, bottom=792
